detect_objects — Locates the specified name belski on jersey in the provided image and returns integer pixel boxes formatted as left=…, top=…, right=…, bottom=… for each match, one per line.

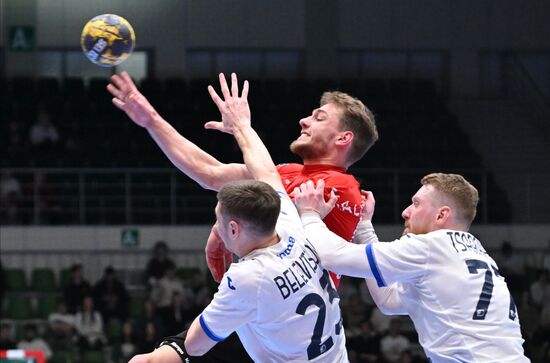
left=273, top=242, right=320, bottom=300
left=446, top=231, right=488, bottom=256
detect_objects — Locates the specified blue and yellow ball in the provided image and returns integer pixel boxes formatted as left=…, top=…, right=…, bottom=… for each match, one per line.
left=81, top=14, right=135, bottom=67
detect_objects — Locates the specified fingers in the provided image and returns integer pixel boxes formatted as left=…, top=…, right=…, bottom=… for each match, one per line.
left=218, top=73, right=231, bottom=102
left=231, top=73, right=239, bottom=98
left=107, top=83, right=123, bottom=99
left=326, top=188, right=339, bottom=209
left=204, top=121, right=225, bottom=131
left=241, top=80, right=249, bottom=100
left=120, top=71, right=137, bottom=90
left=112, top=98, right=125, bottom=110
left=207, top=85, right=225, bottom=110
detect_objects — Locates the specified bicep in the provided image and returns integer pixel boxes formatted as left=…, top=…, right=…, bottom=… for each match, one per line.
left=207, top=163, right=252, bottom=191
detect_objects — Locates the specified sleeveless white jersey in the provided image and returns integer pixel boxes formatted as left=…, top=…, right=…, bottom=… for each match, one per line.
left=200, top=193, right=347, bottom=363
left=301, top=217, right=529, bottom=363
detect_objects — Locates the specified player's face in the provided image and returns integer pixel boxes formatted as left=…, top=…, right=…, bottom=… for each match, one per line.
left=401, top=185, right=440, bottom=235
left=213, top=203, right=234, bottom=253
left=290, top=103, right=343, bottom=160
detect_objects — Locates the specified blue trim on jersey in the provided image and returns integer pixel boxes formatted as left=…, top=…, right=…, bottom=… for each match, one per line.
left=366, top=244, right=387, bottom=287
left=199, top=315, right=226, bottom=342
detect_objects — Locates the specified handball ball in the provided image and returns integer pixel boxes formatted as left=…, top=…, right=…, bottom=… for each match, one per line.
left=81, top=14, right=135, bottom=67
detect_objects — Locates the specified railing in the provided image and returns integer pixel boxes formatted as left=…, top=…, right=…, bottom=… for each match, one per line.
left=1, top=168, right=549, bottom=225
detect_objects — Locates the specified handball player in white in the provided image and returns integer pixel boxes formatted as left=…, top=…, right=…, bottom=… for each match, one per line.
left=293, top=174, right=530, bottom=363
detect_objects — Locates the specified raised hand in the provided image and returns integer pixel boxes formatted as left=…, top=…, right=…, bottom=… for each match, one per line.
left=360, top=190, right=375, bottom=221
left=292, top=179, right=339, bottom=219
left=204, top=226, right=233, bottom=283
left=204, top=73, right=250, bottom=134
left=107, top=71, right=158, bottom=128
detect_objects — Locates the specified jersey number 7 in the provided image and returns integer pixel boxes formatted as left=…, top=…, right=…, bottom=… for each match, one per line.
left=466, top=259, right=517, bottom=321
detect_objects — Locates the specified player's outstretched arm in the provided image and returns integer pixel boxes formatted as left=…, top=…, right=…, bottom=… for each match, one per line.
left=108, top=71, right=250, bottom=191
left=206, top=73, right=284, bottom=192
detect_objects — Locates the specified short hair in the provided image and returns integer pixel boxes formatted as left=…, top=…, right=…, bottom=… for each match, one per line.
left=320, top=91, right=378, bottom=165
left=217, top=180, right=280, bottom=237
left=421, top=173, right=479, bottom=227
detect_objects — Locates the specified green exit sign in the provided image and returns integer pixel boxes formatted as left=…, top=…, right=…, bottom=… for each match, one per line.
left=121, top=228, right=140, bottom=247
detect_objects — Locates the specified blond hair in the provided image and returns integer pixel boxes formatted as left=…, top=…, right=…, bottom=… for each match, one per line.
left=421, top=173, right=479, bottom=227
left=320, top=91, right=378, bottom=165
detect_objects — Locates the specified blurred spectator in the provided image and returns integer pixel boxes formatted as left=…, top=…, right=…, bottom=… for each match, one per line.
left=133, top=298, right=164, bottom=341
left=145, top=241, right=176, bottom=286
left=397, top=350, right=414, bottom=363
left=64, top=264, right=92, bottom=313
left=370, top=306, right=392, bottom=334
left=150, top=265, right=184, bottom=323
left=136, top=322, right=158, bottom=354
left=347, top=320, right=381, bottom=363
left=31, top=172, right=62, bottom=224
left=0, top=170, right=23, bottom=224
left=344, top=294, right=368, bottom=329
left=74, top=296, right=107, bottom=351
left=0, top=323, right=16, bottom=350
left=187, top=269, right=212, bottom=311
left=517, top=290, right=540, bottom=341
left=29, top=110, right=60, bottom=150
left=529, top=270, right=550, bottom=309
left=118, top=321, right=137, bottom=363
left=380, top=319, right=411, bottom=363
left=93, top=266, right=129, bottom=322
left=495, top=240, right=525, bottom=293
left=47, top=299, right=76, bottom=351
left=165, top=291, right=195, bottom=336
left=3, top=119, right=25, bottom=157
left=16, top=324, right=53, bottom=361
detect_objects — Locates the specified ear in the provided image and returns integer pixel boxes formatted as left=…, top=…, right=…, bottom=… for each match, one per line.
left=335, top=131, right=353, bottom=146
left=435, top=206, right=451, bottom=225
left=229, top=220, right=240, bottom=239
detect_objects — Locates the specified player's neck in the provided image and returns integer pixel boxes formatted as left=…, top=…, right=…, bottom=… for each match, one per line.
left=302, top=156, right=347, bottom=168
left=241, top=233, right=280, bottom=256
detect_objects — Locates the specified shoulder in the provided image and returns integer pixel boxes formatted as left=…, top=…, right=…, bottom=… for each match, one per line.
left=277, top=163, right=302, bottom=173
left=222, top=260, right=264, bottom=295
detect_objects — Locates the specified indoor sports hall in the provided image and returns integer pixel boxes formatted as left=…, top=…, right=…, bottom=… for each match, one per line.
left=1, top=1, right=549, bottom=362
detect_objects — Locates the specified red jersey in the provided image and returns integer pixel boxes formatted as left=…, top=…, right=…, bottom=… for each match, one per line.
left=277, top=163, right=362, bottom=289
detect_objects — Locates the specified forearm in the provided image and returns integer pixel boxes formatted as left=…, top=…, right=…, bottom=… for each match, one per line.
left=364, top=279, right=406, bottom=315
left=147, top=116, right=249, bottom=190
left=232, top=125, right=283, bottom=190
left=301, top=212, right=374, bottom=279
left=352, top=220, right=379, bottom=245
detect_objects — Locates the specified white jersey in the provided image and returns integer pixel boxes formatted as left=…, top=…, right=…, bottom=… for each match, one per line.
left=301, top=215, right=529, bottom=363
left=200, top=193, right=347, bottom=363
